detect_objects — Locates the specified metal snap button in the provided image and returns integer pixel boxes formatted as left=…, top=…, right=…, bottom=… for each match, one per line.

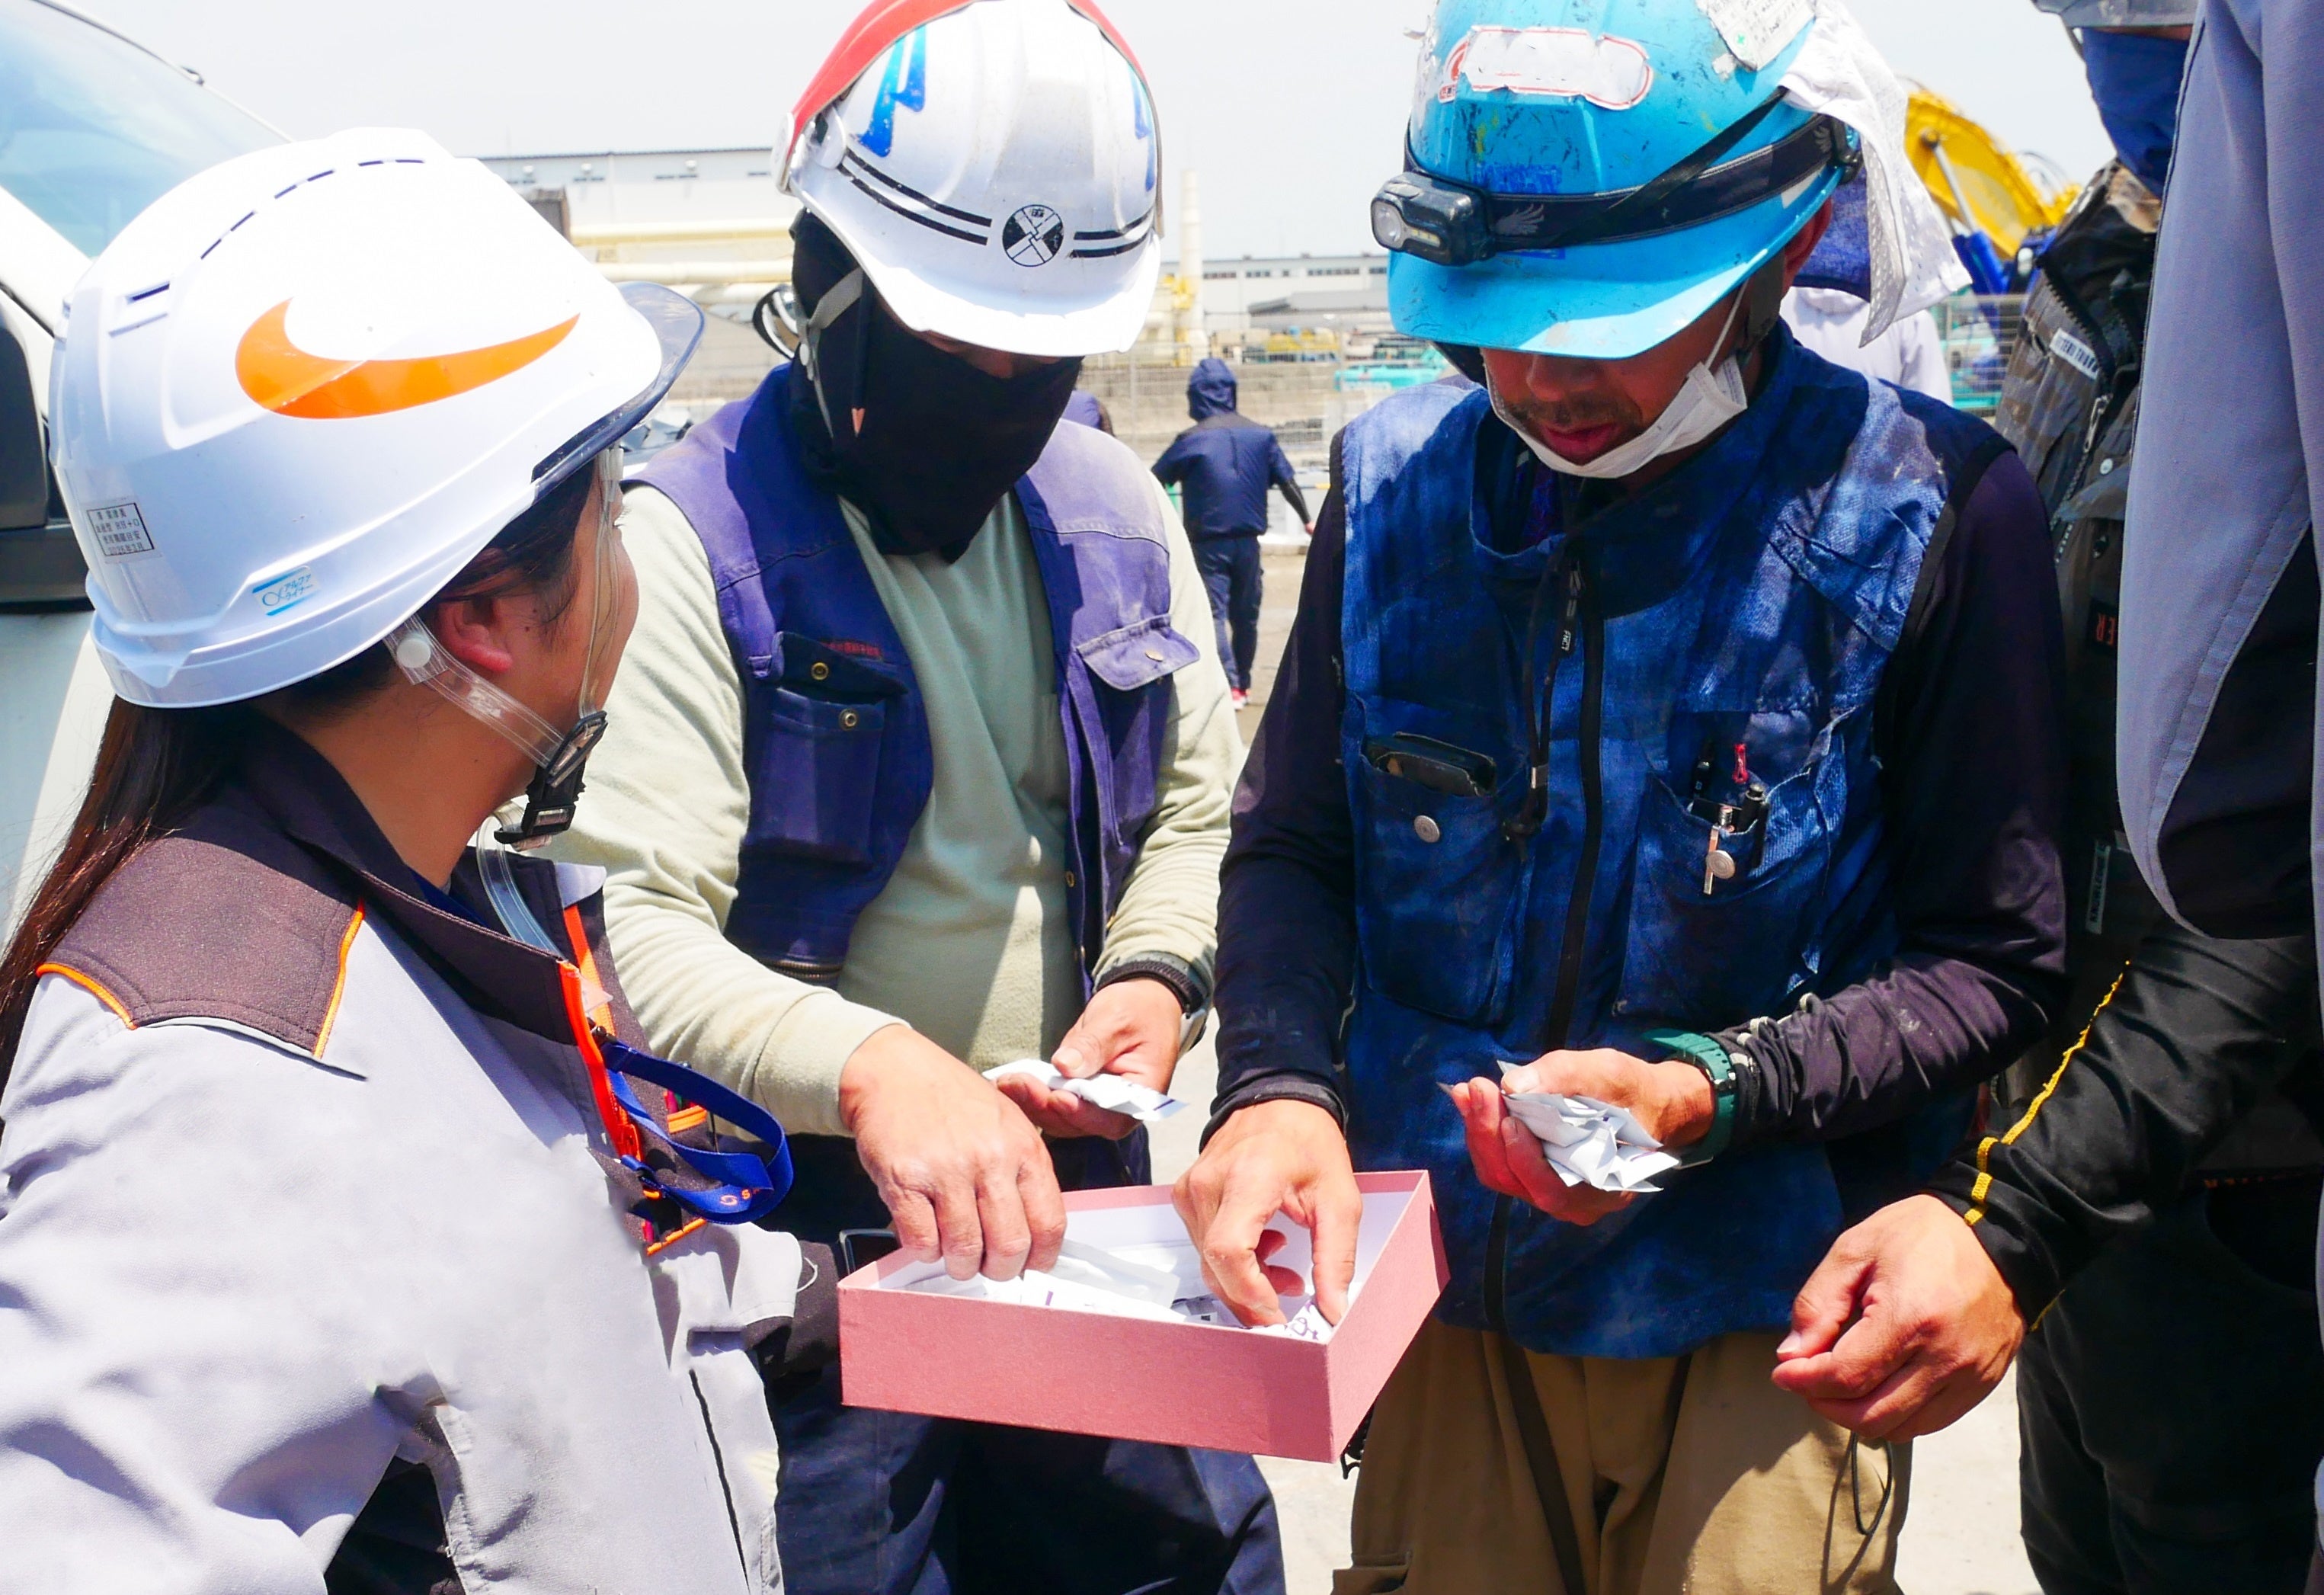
left=1145, top=648, right=1165, bottom=661
left=2098, top=459, right=2115, bottom=476
left=1064, top=871, right=1077, bottom=889
left=811, top=661, right=831, bottom=681
left=1414, top=815, right=1442, bottom=844
left=840, top=709, right=859, bottom=729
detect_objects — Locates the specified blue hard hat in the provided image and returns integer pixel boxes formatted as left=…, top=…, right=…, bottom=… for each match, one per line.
left=1378, top=0, right=1856, bottom=359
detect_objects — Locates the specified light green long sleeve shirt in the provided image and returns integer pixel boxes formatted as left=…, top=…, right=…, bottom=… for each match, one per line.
left=549, top=474, right=1240, bottom=1136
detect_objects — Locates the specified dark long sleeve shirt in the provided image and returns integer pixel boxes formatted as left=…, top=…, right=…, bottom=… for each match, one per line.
left=1211, top=430, right=2070, bottom=1152
left=1927, top=922, right=2321, bottom=1314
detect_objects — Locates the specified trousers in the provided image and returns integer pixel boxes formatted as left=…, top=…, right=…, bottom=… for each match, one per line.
left=1340, top=1320, right=1907, bottom=1595
left=2019, top=1183, right=2324, bottom=1595
left=773, top=1370, right=1283, bottom=1595
left=767, top=1132, right=1285, bottom=1595
left=1192, top=533, right=1263, bottom=691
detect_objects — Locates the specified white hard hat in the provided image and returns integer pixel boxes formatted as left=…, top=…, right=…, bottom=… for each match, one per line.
left=783, top=0, right=1164, bottom=358
left=50, top=128, right=700, bottom=709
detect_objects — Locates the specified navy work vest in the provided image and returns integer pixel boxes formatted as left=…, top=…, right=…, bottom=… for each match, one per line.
left=636, top=367, right=1200, bottom=987
left=1340, top=332, right=2007, bottom=1357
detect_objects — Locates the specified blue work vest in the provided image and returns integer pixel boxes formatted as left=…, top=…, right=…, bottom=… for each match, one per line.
left=636, top=370, right=1199, bottom=986
left=1340, top=333, right=2005, bottom=1357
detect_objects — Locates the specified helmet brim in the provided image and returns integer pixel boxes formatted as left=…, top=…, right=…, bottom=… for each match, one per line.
left=1388, top=168, right=1842, bottom=361
left=532, top=282, right=703, bottom=492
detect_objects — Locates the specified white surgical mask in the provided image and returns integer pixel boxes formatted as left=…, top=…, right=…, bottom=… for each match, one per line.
left=1490, top=295, right=1750, bottom=481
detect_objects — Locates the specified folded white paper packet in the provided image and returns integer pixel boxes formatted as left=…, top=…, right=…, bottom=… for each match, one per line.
left=984, top=1059, right=1185, bottom=1123
left=1493, top=1062, right=1683, bottom=1193
left=894, top=1235, right=1335, bottom=1341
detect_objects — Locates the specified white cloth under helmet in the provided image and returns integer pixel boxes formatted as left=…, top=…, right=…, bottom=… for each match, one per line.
left=1777, top=0, right=1971, bottom=339
left=50, top=128, right=699, bottom=708
left=783, top=0, right=1164, bottom=358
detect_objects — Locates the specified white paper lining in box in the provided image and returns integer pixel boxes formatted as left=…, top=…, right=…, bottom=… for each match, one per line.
left=869, top=1190, right=1420, bottom=1343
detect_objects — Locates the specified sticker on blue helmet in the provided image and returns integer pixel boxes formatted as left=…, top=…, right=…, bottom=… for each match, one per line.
left=1436, top=26, right=1655, bottom=110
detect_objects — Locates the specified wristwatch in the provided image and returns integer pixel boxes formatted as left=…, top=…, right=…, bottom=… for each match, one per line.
left=1642, top=1028, right=1739, bottom=1167
left=1097, top=956, right=1212, bottom=1059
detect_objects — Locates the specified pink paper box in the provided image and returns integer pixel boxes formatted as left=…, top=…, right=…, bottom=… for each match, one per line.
left=837, top=1171, right=1448, bottom=1463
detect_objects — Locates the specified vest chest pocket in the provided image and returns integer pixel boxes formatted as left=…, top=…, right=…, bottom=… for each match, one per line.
left=744, top=638, right=904, bottom=867
left=1617, top=727, right=1839, bottom=1032
left=1350, top=731, right=1525, bottom=1027
left=1073, top=617, right=1203, bottom=842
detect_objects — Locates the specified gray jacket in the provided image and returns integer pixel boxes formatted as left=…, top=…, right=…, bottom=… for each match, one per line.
left=2119, top=0, right=2324, bottom=944
left=0, top=728, right=795, bottom=1593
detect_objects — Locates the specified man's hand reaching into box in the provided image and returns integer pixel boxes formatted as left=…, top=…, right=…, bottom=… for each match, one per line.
left=840, top=1027, right=1068, bottom=1283
left=1174, top=1100, right=1363, bottom=1328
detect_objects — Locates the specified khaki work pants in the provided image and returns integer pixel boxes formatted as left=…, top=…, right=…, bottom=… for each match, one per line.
left=1338, top=1321, right=1908, bottom=1595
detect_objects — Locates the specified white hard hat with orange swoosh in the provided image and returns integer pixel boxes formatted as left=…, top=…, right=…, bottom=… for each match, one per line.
left=49, top=128, right=700, bottom=708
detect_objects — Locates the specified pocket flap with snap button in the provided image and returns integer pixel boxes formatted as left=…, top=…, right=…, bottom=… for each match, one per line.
left=1076, top=618, right=1202, bottom=692
left=772, top=632, right=908, bottom=700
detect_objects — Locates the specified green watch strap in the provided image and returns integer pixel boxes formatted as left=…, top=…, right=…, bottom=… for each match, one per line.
left=1641, top=1028, right=1737, bottom=1166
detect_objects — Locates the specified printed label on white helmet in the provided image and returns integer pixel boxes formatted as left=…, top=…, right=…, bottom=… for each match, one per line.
left=254, top=565, right=319, bottom=617
left=1003, top=205, right=1067, bottom=267
left=88, top=501, right=156, bottom=559
left=1437, top=27, right=1655, bottom=110
left=1696, top=0, right=1815, bottom=71
left=2049, top=328, right=2105, bottom=382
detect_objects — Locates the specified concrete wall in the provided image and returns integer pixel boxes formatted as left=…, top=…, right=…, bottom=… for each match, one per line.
left=668, top=341, right=1392, bottom=464
left=666, top=312, right=784, bottom=409
left=661, top=340, right=1423, bottom=537
left=1079, top=360, right=1375, bottom=469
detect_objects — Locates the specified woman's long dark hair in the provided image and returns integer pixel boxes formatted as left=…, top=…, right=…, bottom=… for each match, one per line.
left=0, top=464, right=597, bottom=1091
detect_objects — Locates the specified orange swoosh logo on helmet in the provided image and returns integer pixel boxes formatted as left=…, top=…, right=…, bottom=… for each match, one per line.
left=235, top=300, right=579, bottom=420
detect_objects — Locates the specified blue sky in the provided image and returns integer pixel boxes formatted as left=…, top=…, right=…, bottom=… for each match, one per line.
left=82, top=0, right=2111, bottom=259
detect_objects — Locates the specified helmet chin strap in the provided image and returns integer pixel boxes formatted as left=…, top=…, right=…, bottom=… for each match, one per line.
left=1737, top=255, right=1790, bottom=358
left=388, top=449, right=623, bottom=850
left=799, top=267, right=867, bottom=446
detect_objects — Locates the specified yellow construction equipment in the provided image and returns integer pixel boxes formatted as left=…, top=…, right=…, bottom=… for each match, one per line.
left=1263, top=329, right=1340, bottom=358
left=1906, top=87, right=2079, bottom=258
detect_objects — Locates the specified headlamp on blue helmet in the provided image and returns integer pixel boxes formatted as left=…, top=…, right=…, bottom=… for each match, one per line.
left=1373, top=94, right=1858, bottom=269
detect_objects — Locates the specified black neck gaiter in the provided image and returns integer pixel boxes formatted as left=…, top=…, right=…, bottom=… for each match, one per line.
left=786, top=215, right=1084, bottom=561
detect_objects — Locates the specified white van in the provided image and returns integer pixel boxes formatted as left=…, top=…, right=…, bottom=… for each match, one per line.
left=0, top=0, right=277, bottom=923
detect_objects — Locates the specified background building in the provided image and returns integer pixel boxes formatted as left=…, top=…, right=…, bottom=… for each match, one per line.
left=474, top=152, right=1428, bottom=526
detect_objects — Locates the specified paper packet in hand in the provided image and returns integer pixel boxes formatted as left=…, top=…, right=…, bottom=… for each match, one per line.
left=1491, top=1062, right=1682, bottom=1193
left=985, top=1059, right=1184, bottom=1124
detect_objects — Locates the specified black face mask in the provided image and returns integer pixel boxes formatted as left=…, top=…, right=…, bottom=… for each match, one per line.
left=786, top=228, right=1083, bottom=560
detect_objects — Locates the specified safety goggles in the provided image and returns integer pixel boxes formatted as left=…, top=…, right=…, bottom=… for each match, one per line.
left=495, top=858, right=795, bottom=1230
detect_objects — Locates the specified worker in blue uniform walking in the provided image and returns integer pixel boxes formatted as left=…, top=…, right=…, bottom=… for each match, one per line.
left=1153, top=358, right=1312, bottom=707
left=1174, top=3, right=2069, bottom=1590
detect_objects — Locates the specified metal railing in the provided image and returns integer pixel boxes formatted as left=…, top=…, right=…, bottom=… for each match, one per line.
left=571, top=217, right=792, bottom=247
left=1930, top=293, right=2026, bottom=415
